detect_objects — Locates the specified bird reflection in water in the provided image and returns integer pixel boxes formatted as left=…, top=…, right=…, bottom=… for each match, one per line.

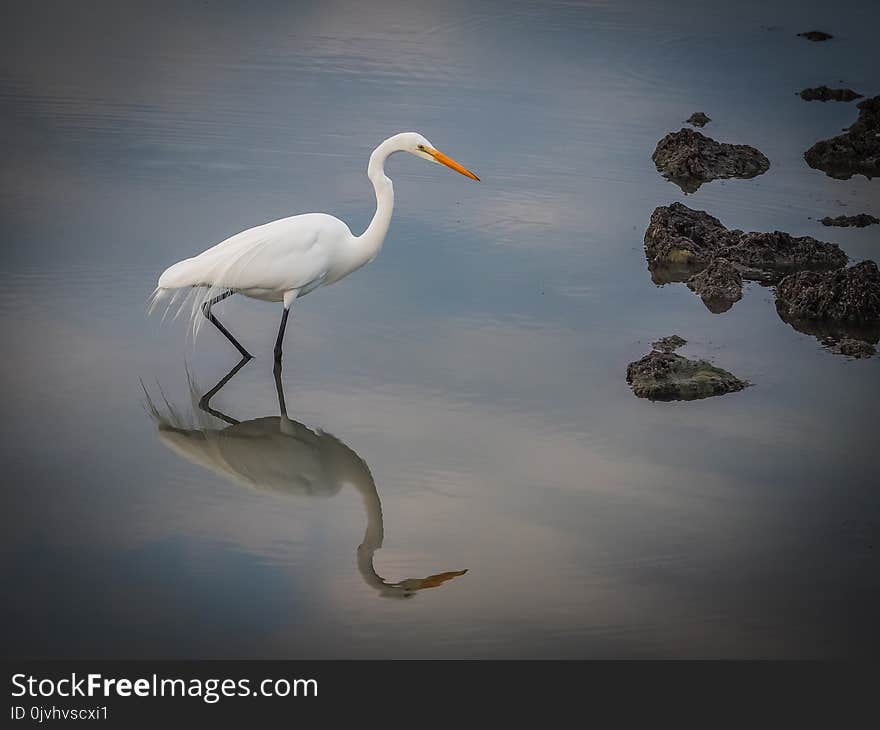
left=144, top=359, right=466, bottom=599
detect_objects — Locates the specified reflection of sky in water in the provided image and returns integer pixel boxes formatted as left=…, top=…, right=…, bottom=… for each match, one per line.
left=1, top=0, right=878, bottom=657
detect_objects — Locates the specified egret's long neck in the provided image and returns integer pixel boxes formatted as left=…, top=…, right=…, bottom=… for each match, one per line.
left=357, top=142, right=396, bottom=262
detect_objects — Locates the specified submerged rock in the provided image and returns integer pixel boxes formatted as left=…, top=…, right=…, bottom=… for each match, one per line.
left=804, top=96, right=880, bottom=179
left=626, top=351, right=747, bottom=401
left=644, top=203, right=847, bottom=286
left=776, top=260, right=880, bottom=324
left=651, top=335, right=687, bottom=353
left=798, top=30, right=833, bottom=41
left=644, top=203, right=740, bottom=272
left=800, top=86, right=863, bottom=102
left=721, top=230, right=848, bottom=280
left=820, top=213, right=879, bottom=227
left=773, top=261, right=880, bottom=353
left=652, top=128, right=770, bottom=193
left=686, top=112, right=711, bottom=127
left=687, top=258, right=743, bottom=313
left=831, top=338, right=876, bottom=358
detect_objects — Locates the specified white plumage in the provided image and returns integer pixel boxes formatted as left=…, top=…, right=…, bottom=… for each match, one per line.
left=151, top=132, right=479, bottom=360
left=158, top=214, right=348, bottom=299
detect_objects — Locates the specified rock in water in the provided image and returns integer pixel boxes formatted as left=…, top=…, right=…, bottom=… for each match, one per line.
left=644, top=202, right=740, bottom=273
left=652, top=128, right=770, bottom=193
left=774, top=262, right=880, bottom=352
left=819, top=213, right=879, bottom=228
left=687, top=258, right=743, bottom=313
left=651, top=335, right=687, bottom=353
left=832, top=338, right=876, bottom=358
left=721, top=231, right=848, bottom=280
left=644, top=203, right=847, bottom=284
left=797, top=30, right=833, bottom=41
left=804, top=96, right=880, bottom=180
left=776, top=260, right=880, bottom=323
left=799, top=86, right=863, bottom=102
left=686, top=112, right=711, bottom=127
left=626, top=351, right=747, bottom=401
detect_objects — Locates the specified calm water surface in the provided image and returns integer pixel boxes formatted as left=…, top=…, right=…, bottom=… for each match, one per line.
left=1, top=0, right=878, bottom=658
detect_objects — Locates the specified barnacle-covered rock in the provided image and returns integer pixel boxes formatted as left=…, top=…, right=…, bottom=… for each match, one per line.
left=804, top=96, right=880, bottom=180
left=685, top=112, right=711, bottom=127
left=626, top=351, right=747, bottom=401
left=776, top=260, right=880, bottom=323
left=819, top=213, right=879, bottom=228
left=652, top=128, right=769, bottom=193
left=799, top=86, right=862, bottom=102
left=644, top=203, right=847, bottom=286
left=687, top=258, right=743, bottom=313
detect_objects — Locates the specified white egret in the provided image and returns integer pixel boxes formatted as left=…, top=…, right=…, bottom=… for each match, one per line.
left=152, top=132, right=479, bottom=361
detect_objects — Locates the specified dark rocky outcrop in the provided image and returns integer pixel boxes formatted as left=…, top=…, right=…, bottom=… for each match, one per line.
left=687, top=258, right=743, bottom=313
left=686, top=112, right=711, bottom=127
left=652, top=129, right=770, bottom=193
left=651, top=335, right=687, bottom=353
left=799, top=86, right=863, bottom=102
left=820, top=213, right=879, bottom=227
left=831, top=338, right=876, bottom=358
left=721, top=231, right=848, bottom=280
left=798, top=30, right=833, bottom=41
left=804, top=96, right=880, bottom=179
left=626, top=350, right=747, bottom=401
left=644, top=203, right=741, bottom=272
left=775, top=261, right=880, bottom=357
left=776, top=260, right=880, bottom=324
left=644, top=203, right=847, bottom=286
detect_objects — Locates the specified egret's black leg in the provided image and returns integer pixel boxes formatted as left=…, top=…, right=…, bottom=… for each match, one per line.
left=197, top=355, right=251, bottom=425
left=201, top=290, right=252, bottom=360
left=273, top=306, right=291, bottom=363
left=273, top=357, right=288, bottom=418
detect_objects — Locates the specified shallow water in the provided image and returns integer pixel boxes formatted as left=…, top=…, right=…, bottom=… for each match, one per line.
left=1, top=0, right=878, bottom=658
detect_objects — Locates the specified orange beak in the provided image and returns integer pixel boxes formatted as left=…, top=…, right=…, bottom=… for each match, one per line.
left=425, top=147, right=480, bottom=181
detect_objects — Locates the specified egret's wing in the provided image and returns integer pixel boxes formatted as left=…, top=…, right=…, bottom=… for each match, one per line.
left=160, top=213, right=349, bottom=339
left=189, top=214, right=344, bottom=292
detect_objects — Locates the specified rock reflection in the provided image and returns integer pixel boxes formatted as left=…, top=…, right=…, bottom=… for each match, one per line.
left=144, top=360, right=467, bottom=599
left=775, top=301, right=879, bottom=357
left=647, top=261, right=738, bottom=313
left=647, top=261, right=698, bottom=286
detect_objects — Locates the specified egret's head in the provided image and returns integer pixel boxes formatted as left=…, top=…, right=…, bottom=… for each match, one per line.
left=398, top=132, right=480, bottom=181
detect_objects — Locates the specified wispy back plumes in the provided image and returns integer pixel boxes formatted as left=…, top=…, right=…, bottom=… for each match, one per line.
left=148, top=225, right=280, bottom=346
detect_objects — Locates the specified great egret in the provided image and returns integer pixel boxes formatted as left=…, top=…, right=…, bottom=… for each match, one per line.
left=143, top=360, right=467, bottom=599
left=152, top=132, right=479, bottom=361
